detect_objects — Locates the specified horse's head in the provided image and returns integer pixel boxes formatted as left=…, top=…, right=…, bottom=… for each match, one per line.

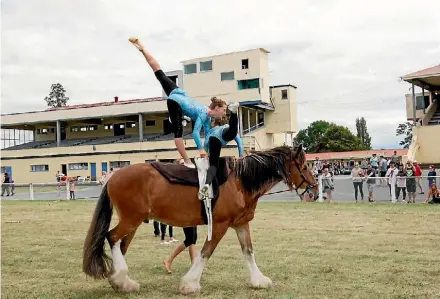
left=288, top=144, right=319, bottom=200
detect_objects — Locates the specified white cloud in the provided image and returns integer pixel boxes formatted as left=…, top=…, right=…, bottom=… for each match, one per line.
left=1, top=0, right=440, bottom=149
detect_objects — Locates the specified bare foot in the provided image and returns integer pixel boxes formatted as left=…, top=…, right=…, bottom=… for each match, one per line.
left=163, top=260, right=172, bottom=274
left=128, top=37, right=143, bottom=50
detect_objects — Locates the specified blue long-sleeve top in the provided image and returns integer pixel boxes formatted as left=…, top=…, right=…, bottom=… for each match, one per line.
left=204, top=124, right=244, bottom=157
left=168, top=88, right=211, bottom=149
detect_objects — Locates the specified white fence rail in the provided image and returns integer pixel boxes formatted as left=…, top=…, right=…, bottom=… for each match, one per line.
left=1, top=175, right=439, bottom=203
left=1, top=181, right=101, bottom=201
left=315, top=175, right=439, bottom=203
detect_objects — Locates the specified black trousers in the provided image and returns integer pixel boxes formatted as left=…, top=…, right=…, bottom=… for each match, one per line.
left=155, top=70, right=183, bottom=138
left=204, top=113, right=238, bottom=199
left=153, top=221, right=173, bottom=239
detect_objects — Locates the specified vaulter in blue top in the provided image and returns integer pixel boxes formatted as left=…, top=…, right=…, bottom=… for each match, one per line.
left=199, top=103, right=243, bottom=200
left=129, top=37, right=227, bottom=168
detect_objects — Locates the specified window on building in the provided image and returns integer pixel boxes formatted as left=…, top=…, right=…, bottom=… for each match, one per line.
left=88, top=125, right=98, bottom=131
left=36, top=129, right=41, bottom=134
left=415, top=95, right=430, bottom=110
left=184, top=63, right=197, bottom=74
left=258, top=111, right=265, bottom=125
left=70, top=126, right=79, bottom=132
left=110, top=161, right=130, bottom=169
left=281, top=89, right=288, bottom=99
left=145, top=120, right=156, bottom=127
left=145, top=160, right=156, bottom=163
left=1, top=166, right=7, bottom=173
left=30, top=164, right=49, bottom=172
left=49, top=128, right=56, bottom=133
left=80, top=126, right=88, bottom=132
left=104, top=124, right=114, bottom=130
left=238, top=78, right=260, bottom=90
left=68, top=163, right=89, bottom=170
left=126, top=121, right=136, bottom=128
left=200, top=60, right=213, bottom=72
left=41, top=128, right=49, bottom=134
left=221, top=71, right=235, bottom=81
left=241, top=59, right=249, bottom=69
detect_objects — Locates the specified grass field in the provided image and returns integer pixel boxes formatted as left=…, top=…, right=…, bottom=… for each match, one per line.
left=2, top=200, right=440, bottom=299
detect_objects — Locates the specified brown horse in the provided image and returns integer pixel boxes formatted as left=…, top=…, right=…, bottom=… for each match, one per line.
left=82, top=144, right=317, bottom=295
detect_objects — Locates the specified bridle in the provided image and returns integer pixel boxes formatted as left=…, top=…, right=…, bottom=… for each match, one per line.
left=290, top=149, right=318, bottom=198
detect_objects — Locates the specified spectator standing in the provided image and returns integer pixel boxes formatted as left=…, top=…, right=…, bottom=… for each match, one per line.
left=406, top=161, right=417, bottom=203
left=396, top=164, right=407, bottom=202
left=321, top=168, right=334, bottom=202
left=351, top=163, right=365, bottom=202
left=413, top=161, right=424, bottom=194
left=379, top=156, right=388, bottom=186
left=390, top=151, right=399, bottom=165
left=370, top=154, right=379, bottom=169
left=1, top=173, right=11, bottom=196
left=366, top=163, right=376, bottom=202
left=385, top=162, right=398, bottom=202
left=69, top=179, right=75, bottom=200
left=428, top=165, right=437, bottom=188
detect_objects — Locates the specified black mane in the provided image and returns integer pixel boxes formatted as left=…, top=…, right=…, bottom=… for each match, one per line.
left=235, top=145, right=302, bottom=195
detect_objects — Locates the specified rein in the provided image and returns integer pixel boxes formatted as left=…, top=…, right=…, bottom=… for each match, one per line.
left=262, top=148, right=317, bottom=198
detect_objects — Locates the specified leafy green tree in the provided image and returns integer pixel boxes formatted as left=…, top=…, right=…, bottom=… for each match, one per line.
left=296, top=121, right=364, bottom=153
left=396, top=121, right=413, bottom=149
left=295, top=121, right=331, bottom=152
left=44, top=83, right=69, bottom=107
left=320, top=124, right=364, bottom=152
left=355, top=117, right=372, bottom=149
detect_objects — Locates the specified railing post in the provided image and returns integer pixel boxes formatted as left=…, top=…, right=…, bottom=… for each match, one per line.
left=318, top=175, right=324, bottom=202
left=29, top=183, right=34, bottom=200
left=65, top=181, right=70, bottom=200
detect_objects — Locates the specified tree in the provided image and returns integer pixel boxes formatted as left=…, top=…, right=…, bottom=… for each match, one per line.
left=355, top=117, right=372, bottom=150
left=295, top=120, right=332, bottom=152
left=44, top=83, right=69, bottom=107
left=295, top=121, right=363, bottom=153
left=396, top=121, right=413, bottom=149
left=319, top=124, right=364, bottom=152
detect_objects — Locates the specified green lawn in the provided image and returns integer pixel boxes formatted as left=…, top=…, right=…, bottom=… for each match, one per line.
left=2, top=200, right=439, bottom=299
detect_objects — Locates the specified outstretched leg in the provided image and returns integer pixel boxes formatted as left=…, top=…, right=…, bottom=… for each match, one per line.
left=234, top=223, right=272, bottom=289
left=179, top=222, right=229, bottom=295
left=129, top=37, right=194, bottom=167
left=107, top=219, right=143, bottom=292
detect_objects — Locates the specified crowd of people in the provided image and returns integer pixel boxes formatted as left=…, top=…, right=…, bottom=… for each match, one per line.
left=312, top=151, right=438, bottom=204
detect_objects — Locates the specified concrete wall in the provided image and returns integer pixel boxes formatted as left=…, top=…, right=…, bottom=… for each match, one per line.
left=413, top=125, right=440, bottom=164
left=182, top=48, right=269, bottom=104
left=405, top=92, right=432, bottom=121
left=266, top=86, right=297, bottom=133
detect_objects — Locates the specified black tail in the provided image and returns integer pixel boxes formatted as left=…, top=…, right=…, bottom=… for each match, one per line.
left=82, top=184, right=113, bottom=279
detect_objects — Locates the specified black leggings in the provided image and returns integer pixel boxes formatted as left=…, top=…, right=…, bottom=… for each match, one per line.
left=183, top=226, right=197, bottom=247
left=353, top=182, right=364, bottom=200
left=396, top=187, right=406, bottom=200
left=155, top=70, right=183, bottom=138
left=204, top=113, right=238, bottom=199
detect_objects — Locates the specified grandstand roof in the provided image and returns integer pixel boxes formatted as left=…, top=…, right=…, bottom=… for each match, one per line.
left=45, top=97, right=163, bottom=111
left=1, top=96, right=168, bottom=127
left=305, top=149, right=408, bottom=161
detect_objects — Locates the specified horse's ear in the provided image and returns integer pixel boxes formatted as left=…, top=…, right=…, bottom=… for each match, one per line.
left=296, top=143, right=303, bottom=153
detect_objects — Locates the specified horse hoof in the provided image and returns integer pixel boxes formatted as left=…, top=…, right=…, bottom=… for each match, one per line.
left=109, top=271, right=140, bottom=293
left=179, top=280, right=201, bottom=295
left=249, top=275, right=272, bottom=289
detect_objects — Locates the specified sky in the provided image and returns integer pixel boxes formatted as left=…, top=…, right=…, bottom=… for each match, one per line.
left=1, top=0, right=440, bottom=149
